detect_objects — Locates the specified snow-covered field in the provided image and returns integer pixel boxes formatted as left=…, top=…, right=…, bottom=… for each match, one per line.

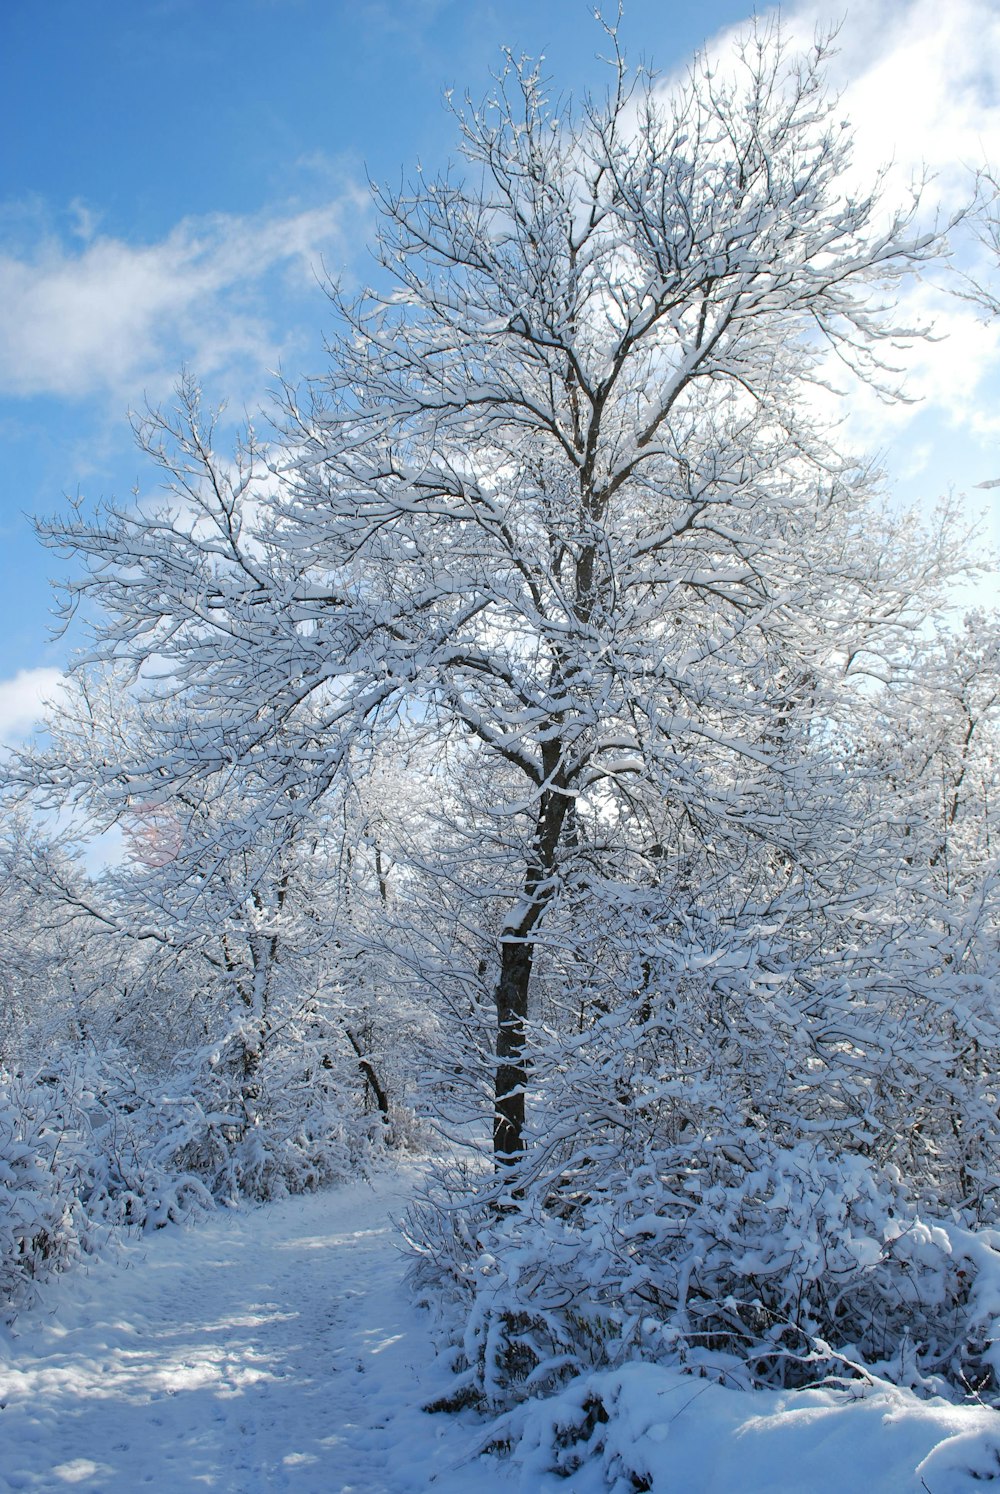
left=2, top=1164, right=1000, bottom=1493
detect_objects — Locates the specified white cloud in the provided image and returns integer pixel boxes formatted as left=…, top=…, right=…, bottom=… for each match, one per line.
left=679, top=0, right=1000, bottom=445
left=681, top=0, right=1000, bottom=208
left=897, top=441, right=933, bottom=481
left=0, top=668, right=65, bottom=744
left=806, top=279, right=1000, bottom=451
left=0, top=192, right=368, bottom=404
left=778, top=0, right=1000, bottom=214
left=814, top=0, right=1000, bottom=449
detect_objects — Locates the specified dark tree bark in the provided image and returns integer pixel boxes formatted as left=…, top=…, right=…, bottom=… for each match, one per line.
left=345, top=1025, right=391, bottom=1122
left=492, top=767, right=571, bottom=1165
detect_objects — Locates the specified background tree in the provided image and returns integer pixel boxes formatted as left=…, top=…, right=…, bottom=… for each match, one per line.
left=3, top=662, right=427, bottom=1199
left=851, top=613, right=1000, bottom=1215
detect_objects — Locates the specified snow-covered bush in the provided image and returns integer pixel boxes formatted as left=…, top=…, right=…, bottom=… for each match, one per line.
left=150, top=1020, right=388, bottom=1203
left=0, top=1070, right=96, bottom=1315
left=410, top=1140, right=1000, bottom=1410
left=0, top=1011, right=411, bottom=1318
left=0, top=1057, right=222, bottom=1317
left=0, top=1005, right=409, bottom=1319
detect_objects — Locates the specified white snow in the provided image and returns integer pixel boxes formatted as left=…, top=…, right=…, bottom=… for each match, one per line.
left=0, top=1164, right=512, bottom=1494
left=2, top=1162, right=1000, bottom=1493
left=511, top=1362, right=1000, bottom=1493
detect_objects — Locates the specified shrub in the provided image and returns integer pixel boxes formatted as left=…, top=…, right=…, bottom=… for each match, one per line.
left=409, top=1139, right=1000, bottom=1410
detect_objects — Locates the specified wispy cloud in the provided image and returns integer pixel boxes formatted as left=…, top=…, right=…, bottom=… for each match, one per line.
left=669, top=1, right=1000, bottom=448
left=0, top=668, right=64, bottom=745
left=780, top=0, right=1000, bottom=214
left=0, top=191, right=368, bottom=405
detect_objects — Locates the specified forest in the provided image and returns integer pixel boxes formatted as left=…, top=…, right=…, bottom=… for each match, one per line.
left=3, top=20, right=1000, bottom=1484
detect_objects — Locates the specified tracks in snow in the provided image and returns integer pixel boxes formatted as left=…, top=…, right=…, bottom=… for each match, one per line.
left=0, top=1164, right=506, bottom=1494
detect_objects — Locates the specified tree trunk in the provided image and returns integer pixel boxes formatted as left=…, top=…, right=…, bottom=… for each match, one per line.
left=493, top=938, right=532, bottom=1162
left=345, top=1025, right=391, bottom=1122
left=492, top=768, right=571, bottom=1166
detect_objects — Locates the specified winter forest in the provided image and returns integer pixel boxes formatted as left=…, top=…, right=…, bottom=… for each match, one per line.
left=4, top=16, right=1000, bottom=1491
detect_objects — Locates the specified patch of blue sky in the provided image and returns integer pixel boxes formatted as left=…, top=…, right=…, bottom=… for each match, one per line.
left=0, top=0, right=997, bottom=729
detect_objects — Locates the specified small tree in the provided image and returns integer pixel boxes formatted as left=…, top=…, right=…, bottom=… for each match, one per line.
left=854, top=613, right=1000, bottom=1215
left=3, top=663, right=421, bottom=1197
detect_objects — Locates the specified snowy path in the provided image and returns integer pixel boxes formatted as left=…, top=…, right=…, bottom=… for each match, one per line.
left=0, top=1164, right=508, bottom=1494
left=5, top=1165, right=1000, bottom=1493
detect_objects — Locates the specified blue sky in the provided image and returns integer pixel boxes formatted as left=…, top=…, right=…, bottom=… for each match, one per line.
left=2, top=0, right=999, bottom=737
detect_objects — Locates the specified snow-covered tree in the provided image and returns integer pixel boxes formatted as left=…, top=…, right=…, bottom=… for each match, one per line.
left=40, top=26, right=960, bottom=1158
left=849, top=613, right=1000, bottom=1216
left=21, top=19, right=1000, bottom=1397
left=2, top=662, right=429, bottom=1202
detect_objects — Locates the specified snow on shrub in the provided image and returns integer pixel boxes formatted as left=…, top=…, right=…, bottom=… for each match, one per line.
left=502, top=1360, right=1000, bottom=1492
left=153, top=1019, right=391, bottom=1202
left=1, top=1016, right=408, bottom=1319
left=409, top=1141, right=1000, bottom=1412
left=0, top=1058, right=220, bottom=1318
left=0, top=1070, right=95, bottom=1316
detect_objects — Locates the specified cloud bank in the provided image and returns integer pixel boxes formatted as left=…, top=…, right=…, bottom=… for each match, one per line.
left=733, top=0, right=1000, bottom=442
left=0, top=193, right=367, bottom=405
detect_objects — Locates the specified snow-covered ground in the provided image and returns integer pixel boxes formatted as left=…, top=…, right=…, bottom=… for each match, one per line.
left=0, top=1164, right=506, bottom=1494
left=2, top=1162, right=1000, bottom=1493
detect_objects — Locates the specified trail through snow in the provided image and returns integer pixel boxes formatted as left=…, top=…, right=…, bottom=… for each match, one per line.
left=0, top=1163, right=509, bottom=1494
left=4, top=1162, right=1000, bottom=1492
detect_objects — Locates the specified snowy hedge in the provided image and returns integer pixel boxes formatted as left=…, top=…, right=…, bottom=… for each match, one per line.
left=410, top=1140, right=1000, bottom=1411
left=0, top=1032, right=401, bottom=1320
left=0, top=1071, right=96, bottom=1314
left=0, top=1060, right=219, bottom=1319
